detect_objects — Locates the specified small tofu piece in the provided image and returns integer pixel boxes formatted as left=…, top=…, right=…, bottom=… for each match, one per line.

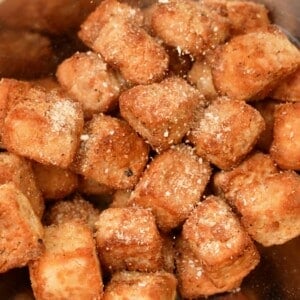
left=95, top=207, right=163, bottom=272
left=78, top=176, right=114, bottom=196
left=57, top=51, right=122, bottom=118
left=0, top=183, right=44, bottom=273
left=148, top=0, right=229, bottom=57
left=212, top=27, right=300, bottom=100
left=73, top=114, right=149, bottom=190
left=271, top=68, right=300, bottom=101
left=110, top=189, right=132, bottom=208
left=3, top=87, right=84, bottom=168
left=175, top=239, right=239, bottom=299
left=182, top=196, right=260, bottom=288
left=120, top=77, right=202, bottom=151
left=189, top=98, right=265, bottom=170
left=270, top=103, right=300, bottom=169
left=79, top=0, right=168, bottom=84
left=32, top=162, right=78, bottom=200
left=0, top=152, right=44, bottom=218
left=130, top=145, right=211, bottom=231
left=44, top=195, right=100, bottom=230
left=29, top=221, right=103, bottom=300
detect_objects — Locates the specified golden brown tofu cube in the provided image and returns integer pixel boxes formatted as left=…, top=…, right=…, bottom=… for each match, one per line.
left=189, top=98, right=265, bottom=170
left=79, top=0, right=168, bottom=84
left=0, top=152, right=44, bottom=218
left=57, top=51, right=122, bottom=118
left=78, top=176, right=114, bottom=196
left=73, top=114, right=149, bottom=190
left=120, top=77, right=202, bottom=151
left=182, top=196, right=260, bottom=288
left=44, top=195, right=100, bottom=230
left=3, top=87, right=84, bottom=168
left=148, top=0, right=229, bottom=57
left=130, top=145, right=211, bottom=232
left=110, top=189, right=132, bottom=208
left=0, top=183, right=44, bottom=273
left=103, top=271, right=177, bottom=300
left=270, top=103, right=300, bottom=169
left=32, top=162, right=78, bottom=200
left=212, top=27, right=300, bottom=100
left=29, top=221, right=103, bottom=300
left=95, top=207, right=163, bottom=272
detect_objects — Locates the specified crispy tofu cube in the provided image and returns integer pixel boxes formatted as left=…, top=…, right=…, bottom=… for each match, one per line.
left=0, top=152, right=44, bottom=218
left=73, top=114, right=149, bottom=190
left=29, top=221, right=103, bottom=300
left=79, top=0, right=168, bottom=84
left=3, top=87, right=84, bottom=168
left=0, top=183, right=44, bottom=273
left=189, top=98, right=265, bottom=170
left=103, top=271, right=177, bottom=300
left=130, top=145, right=211, bottom=231
left=57, top=51, right=122, bottom=118
left=120, top=77, right=202, bottom=151
left=95, top=207, right=163, bottom=272
left=32, top=162, right=78, bottom=200
left=212, top=27, right=300, bottom=100
left=182, top=196, right=260, bottom=288
left=270, top=103, right=300, bottom=169
left=78, top=176, right=114, bottom=196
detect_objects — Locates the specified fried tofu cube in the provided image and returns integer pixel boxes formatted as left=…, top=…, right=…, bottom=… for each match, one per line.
left=0, top=152, right=44, bottom=218
left=103, top=271, right=177, bottom=300
left=120, top=77, right=202, bottom=151
left=110, top=189, right=132, bottom=208
left=78, top=176, right=114, bottom=196
left=130, top=145, right=211, bottom=232
left=57, top=51, right=122, bottom=118
left=32, top=162, right=78, bottom=200
left=182, top=196, right=260, bottom=288
left=189, top=98, right=265, bottom=170
left=79, top=0, right=168, bottom=84
left=95, top=207, right=163, bottom=272
left=29, top=221, right=103, bottom=300
left=212, top=27, right=300, bottom=100
left=73, top=114, right=149, bottom=190
left=270, top=103, right=300, bottom=170
left=0, top=183, right=44, bottom=273
left=148, top=0, right=229, bottom=57
left=3, top=87, right=84, bottom=168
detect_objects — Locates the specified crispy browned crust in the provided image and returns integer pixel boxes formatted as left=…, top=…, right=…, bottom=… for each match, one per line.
left=189, top=98, right=265, bottom=170
left=212, top=27, right=300, bottom=100
left=270, top=103, right=300, bottom=169
left=78, top=176, right=114, bottom=196
left=0, top=183, right=44, bottom=273
left=120, top=77, right=203, bottom=151
left=73, top=114, right=149, bottom=190
left=94, top=207, right=163, bottom=272
left=130, top=144, right=211, bottom=232
left=103, top=271, right=177, bottom=300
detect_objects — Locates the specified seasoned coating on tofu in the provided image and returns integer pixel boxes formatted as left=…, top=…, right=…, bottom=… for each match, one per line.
left=0, top=28, right=55, bottom=79
left=270, top=103, right=300, bottom=170
left=78, top=176, right=114, bottom=196
left=103, top=271, right=177, bottom=300
left=3, top=87, right=84, bottom=168
left=79, top=0, right=169, bottom=84
left=189, top=98, right=265, bottom=170
left=32, top=162, right=78, bottom=200
left=73, top=114, right=149, bottom=190
left=110, top=189, right=132, bottom=208
left=44, top=195, right=100, bottom=230
left=130, top=145, right=211, bottom=232
left=57, top=51, right=122, bottom=118
left=32, top=77, right=61, bottom=91
left=175, top=239, right=239, bottom=298
left=120, top=77, right=203, bottom=151
left=94, top=207, right=163, bottom=272
left=148, top=0, right=230, bottom=57
left=0, top=183, right=44, bottom=273
left=182, top=196, right=260, bottom=288
left=271, top=68, right=300, bottom=101
left=0, top=152, right=44, bottom=218
left=212, top=27, right=300, bottom=101
left=29, top=221, right=103, bottom=300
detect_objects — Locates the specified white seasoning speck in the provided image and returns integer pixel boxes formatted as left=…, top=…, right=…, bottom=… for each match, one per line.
left=80, top=134, right=89, bottom=141
left=163, top=130, right=169, bottom=138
